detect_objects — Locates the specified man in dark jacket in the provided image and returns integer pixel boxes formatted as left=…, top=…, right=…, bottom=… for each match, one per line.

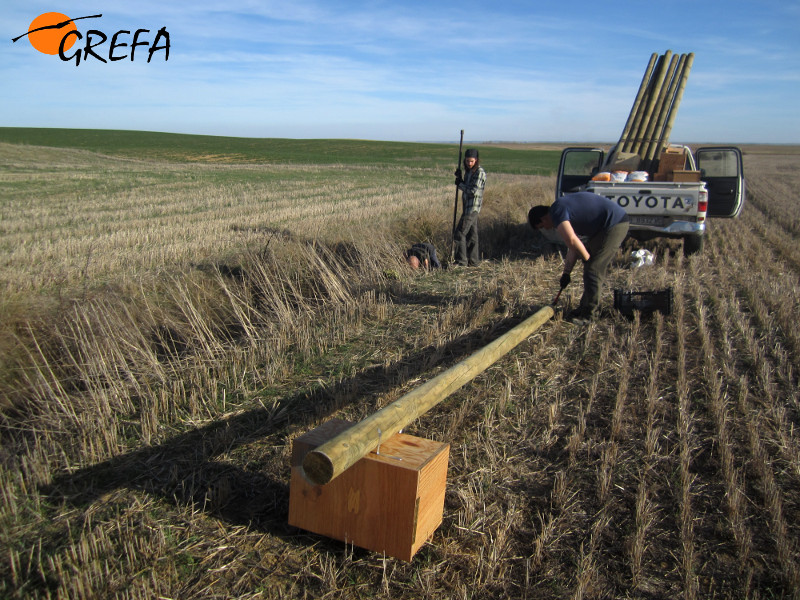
left=405, top=242, right=441, bottom=270
left=529, top=191, right=629, bottom=322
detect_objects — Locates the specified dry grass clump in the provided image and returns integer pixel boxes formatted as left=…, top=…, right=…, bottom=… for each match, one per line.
left=2, top=143, right=800, bottom=599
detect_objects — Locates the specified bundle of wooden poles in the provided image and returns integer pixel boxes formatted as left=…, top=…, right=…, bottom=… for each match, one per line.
left=613, top=50, right=694, bottom=173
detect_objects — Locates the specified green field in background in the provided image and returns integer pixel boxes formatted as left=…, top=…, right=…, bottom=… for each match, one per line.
left=0, top=127, right=559, bottom=176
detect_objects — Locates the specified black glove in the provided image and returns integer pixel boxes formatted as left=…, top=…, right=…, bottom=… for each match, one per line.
left=559, top=272, right=571, bottom=289
left=454, top=169, right=463, bottom=185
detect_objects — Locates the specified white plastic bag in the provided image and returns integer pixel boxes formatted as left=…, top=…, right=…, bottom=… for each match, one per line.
left=627, top=171, right=649, bottom=182
left=611, top=171, right=628, bottom=182
left=630, top=249, right=654, bottom=268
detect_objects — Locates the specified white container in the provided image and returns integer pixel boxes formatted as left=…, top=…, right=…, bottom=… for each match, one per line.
left=627, top=171, right=649, bottom=182
left=611, top=171, right=628, bottom=182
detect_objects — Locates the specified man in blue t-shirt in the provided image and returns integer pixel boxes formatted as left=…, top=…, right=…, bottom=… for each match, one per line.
left=528, top=191, right=629, bottom=322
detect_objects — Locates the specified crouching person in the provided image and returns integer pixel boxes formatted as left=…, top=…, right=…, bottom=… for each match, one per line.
left=405, top=242, right=441, bottom=270
left=528, top=191, right=629, bottom=323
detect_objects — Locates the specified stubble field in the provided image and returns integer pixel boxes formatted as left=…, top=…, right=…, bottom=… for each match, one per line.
left=0, top=133, right=798, bottom=599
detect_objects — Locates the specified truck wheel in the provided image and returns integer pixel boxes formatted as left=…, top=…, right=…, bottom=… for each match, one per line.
left=684, top=234, right=704, bottom=255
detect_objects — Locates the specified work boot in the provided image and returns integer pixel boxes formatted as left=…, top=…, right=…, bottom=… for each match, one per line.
left=566, top=308, right=596, bottom=325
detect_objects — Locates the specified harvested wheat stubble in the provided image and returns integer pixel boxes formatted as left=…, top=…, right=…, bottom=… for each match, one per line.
left=2, top=143, right=800, bottom=599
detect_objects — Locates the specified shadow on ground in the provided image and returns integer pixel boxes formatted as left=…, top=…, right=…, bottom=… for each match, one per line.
left=42, top=299, right=552, bottom=542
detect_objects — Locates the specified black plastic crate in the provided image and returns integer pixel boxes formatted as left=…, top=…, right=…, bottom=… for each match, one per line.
left=613, top=288, right=673, bottom=318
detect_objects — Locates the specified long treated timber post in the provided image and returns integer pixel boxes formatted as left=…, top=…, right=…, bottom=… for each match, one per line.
left=302, top=305, right=555, bottom=486
left=641, top=53, right=686, bottom=171
left=630, top=50, right=672, bottom=157
left=652, top=52, right=694, bottom=163
left=638, top=53, right=680, bottom=161
left=622, top=52, right=668, bottom=154
left=640, top=53, right=685, bottom=169
left=616, top=53, right=658, bottom=153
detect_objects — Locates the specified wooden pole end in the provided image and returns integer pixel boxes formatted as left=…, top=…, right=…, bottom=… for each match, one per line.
left=302, top=450, right=334, bottom=486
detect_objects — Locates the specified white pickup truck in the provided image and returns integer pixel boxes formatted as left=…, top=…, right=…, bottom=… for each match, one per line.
left=555, top=145, right=746, bottom=254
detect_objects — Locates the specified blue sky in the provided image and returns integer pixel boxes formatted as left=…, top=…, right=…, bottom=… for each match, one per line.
left=2, top=1, right=799, bottom=143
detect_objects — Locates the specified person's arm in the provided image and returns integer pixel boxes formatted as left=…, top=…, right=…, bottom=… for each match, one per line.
left=556, top=221, right=590, bottom=274
left=428, top=245, right=441, bottom=269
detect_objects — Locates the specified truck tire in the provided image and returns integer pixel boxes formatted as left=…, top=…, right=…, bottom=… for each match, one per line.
left=683, top=234, right=704, bottom=255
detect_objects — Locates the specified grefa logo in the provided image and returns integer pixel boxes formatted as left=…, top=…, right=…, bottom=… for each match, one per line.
left=12, top=12, right=170, bottom=66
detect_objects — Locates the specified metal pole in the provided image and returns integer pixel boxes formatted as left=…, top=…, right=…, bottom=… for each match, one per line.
left=450, top=130, right=464, bottom=264
left=302, top=305, right=555, bottom=485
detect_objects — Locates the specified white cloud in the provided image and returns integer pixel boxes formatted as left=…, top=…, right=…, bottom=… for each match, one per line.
left=2, top=0, right=798, bottom=142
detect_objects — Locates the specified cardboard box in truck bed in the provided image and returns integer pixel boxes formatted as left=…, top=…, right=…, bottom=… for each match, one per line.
left=656, top=147, right=687, bottom=178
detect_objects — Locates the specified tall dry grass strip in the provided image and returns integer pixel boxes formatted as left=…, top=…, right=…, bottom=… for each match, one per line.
left=708, top=216, right=800, bottom=494
left=693, top=275, right=755, bottom=590
left=746, top=400, right=800, bottom=591
left=673, top=273, right=698, bottom=600
left=623, top=313, right=666, bottom=591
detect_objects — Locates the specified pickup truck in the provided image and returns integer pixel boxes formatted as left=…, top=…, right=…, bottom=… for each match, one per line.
left=555, top=145, right=746, bottom=254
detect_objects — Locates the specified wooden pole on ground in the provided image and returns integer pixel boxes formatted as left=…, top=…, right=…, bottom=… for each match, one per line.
left=302, top=305, right=555, bottom=486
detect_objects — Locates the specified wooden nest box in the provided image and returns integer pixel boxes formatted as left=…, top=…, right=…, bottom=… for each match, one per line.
left=289, top=419, right=450, bottom=561
left=288, top=306, right=555, bottom=561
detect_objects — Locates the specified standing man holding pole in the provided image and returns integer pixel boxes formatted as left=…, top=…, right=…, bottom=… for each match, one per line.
left=452, top=147, right=486, bottom=267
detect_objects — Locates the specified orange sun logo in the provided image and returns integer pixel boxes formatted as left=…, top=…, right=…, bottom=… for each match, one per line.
left=26, top=12, right=78, bottom=55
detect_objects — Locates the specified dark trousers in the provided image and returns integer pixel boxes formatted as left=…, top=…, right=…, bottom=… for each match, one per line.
left=579, top=221, right=629, bottom=316
left=454, top=211, right=480, bottom=266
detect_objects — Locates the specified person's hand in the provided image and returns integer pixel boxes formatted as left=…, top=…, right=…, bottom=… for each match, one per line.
left=559, top=272, right=571, bottom=289
left=454, top=169, right=463, bottom=185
